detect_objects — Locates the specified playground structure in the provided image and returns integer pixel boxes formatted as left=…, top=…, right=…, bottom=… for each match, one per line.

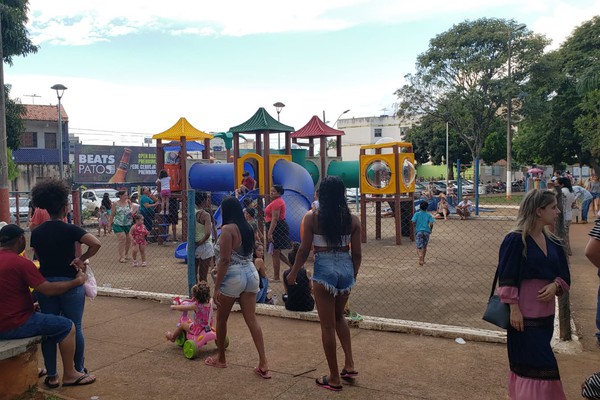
left=151, top=109, right=416, bottom=264
left=359, top=142, right=416, bottom=245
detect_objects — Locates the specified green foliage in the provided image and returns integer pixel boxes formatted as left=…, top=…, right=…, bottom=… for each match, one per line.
left=0, top=0, right=38, bottom=65
left=5, top=84, right=25, bottom=150
left=7, top=148, right=18, bottom=179
left=396, top=18, right=548, bottom=167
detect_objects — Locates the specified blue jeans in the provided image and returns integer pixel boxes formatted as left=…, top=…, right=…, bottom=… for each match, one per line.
left=0, top=312, right=72, bottom=343
left=312, top=251, right=355, bottom=296
left=256, top=276, right=269, bottom=303
left=36, top=277, right=86, bottom=376
left=582, top=198, right=593, bottom=222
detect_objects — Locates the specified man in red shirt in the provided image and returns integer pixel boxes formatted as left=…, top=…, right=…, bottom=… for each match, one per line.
left=0, top=224, right=96, bottom=388
left=236, top=171, right=256, bottom=197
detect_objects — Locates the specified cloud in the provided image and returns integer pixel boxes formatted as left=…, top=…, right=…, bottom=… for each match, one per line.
left=26, top=0, right=598, bottom=46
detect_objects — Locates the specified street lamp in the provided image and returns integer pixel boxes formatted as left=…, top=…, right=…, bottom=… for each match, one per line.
left=506, top=24, right=526, bottom=199
left=51, top=84, right=67, bottom=180
left=332, top=109, right=350, bottom=128
left=273, top=102, right=285, bottom=149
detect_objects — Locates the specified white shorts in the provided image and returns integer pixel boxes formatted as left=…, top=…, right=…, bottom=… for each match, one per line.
left=195, top=241, right=214, bottom=260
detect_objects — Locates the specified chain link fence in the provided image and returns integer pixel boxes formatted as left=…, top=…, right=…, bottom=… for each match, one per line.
left=14, top=187, right=536, bottom=332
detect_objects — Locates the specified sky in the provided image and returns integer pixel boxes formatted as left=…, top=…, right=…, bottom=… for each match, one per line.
left=4, top=0, right=600, bottom=146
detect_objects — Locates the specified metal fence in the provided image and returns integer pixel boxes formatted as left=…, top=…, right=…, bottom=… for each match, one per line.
left=12, top=188, right=545, bottom=332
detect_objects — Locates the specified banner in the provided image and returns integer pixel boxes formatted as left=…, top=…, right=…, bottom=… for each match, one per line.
left=74, top=144, right=158, bottom=184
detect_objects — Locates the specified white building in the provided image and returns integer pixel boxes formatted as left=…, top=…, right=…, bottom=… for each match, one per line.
left=336, top=115, right=415, bottom=161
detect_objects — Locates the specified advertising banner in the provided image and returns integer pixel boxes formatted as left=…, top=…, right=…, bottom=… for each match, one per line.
left=74, top=144, right=157, bottom=184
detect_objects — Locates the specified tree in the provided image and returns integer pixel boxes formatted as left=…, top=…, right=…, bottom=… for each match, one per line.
left=1, top=1, right=38, bottom=65
left=395, top=18, right=549, bottom=171
left=5, top=85, right=25, bottom=150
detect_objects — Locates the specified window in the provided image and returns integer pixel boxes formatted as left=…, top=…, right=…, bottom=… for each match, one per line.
left=44, top=132, right=57, bottom=149
left=20, top=132, right=37, bottom=148
left=374, top=128, right=382, bottom=138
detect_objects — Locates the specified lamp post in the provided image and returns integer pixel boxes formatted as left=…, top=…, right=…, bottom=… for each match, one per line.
left=273, top=102, right=285, bottom=149
left=51, top=84, right=67, bottom=180
left=332, top=109, right=350, bottom=128
left=506, top=24, right=526, bottom=199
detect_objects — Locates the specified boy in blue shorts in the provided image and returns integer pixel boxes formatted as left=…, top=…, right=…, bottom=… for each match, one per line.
left=411, top=201, right=434, bottom=266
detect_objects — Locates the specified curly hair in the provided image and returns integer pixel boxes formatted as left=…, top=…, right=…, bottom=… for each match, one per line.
left=191, top=281, right=211, bottom=304
left=31, top=178, right=69, bottom=217
left=317, top=176, right=352, bottom=247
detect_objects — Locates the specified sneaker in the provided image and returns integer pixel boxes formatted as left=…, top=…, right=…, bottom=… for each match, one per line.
left=141, top=262, right=147, bottom=267
left=133, top=261, right=138, bottom=267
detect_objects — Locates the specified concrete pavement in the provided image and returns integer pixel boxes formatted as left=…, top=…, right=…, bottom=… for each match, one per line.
left=41, top=221, right=600, bottom=400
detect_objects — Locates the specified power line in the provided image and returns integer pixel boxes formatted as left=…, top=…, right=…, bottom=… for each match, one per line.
left=70, top=127, right=151, bottom=136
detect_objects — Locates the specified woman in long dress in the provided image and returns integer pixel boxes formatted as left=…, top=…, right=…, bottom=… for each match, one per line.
left=497, top=189, right=570, bottom=399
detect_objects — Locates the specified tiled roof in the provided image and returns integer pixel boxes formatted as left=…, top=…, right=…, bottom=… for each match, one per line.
left=291, top=115, right=344, bottom=138
left=24, top=104, right=69, bottom=122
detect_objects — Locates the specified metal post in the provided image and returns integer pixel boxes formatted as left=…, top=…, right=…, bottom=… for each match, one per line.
left=58, top=97, right=63, bottom=180
left=186, top=189, right=196, bottom=296
left=506, top=37, right=513, bottom=200
left=445, top=120, right=449, bottom=189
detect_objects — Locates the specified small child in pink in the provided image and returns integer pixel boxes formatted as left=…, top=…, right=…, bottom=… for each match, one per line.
left=165, top=281, right=213, bottom=341
left=129, top=214, right=149, bottom=267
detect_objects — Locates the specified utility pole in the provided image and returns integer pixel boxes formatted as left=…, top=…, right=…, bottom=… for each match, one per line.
left=0, top=13, right=10, bottom=223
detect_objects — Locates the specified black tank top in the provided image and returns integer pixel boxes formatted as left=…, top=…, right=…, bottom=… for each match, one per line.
left=283, top=268, right=315, bottom=311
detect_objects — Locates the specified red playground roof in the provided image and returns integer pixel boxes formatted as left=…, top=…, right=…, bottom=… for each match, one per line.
left=291, top=115, right=345, bottom=138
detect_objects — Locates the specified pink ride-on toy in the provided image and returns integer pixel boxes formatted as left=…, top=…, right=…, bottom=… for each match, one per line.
left=171, top=296, right=230, bottom=359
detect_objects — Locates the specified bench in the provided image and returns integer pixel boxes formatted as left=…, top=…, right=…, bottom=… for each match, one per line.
left=0, top=336, right=42, bottom=400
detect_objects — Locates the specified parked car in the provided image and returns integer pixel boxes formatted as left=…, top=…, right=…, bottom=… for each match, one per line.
left=9, top=197, right=29, bottom=223
left=345, top=188, right=361, bottom=203
left=81, top=188, right=119, bottom=212
left=460, top=179, right=487, bottom=195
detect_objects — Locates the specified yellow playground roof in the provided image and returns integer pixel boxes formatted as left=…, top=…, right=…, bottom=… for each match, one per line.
left=152, top=117, right=214, bottom=141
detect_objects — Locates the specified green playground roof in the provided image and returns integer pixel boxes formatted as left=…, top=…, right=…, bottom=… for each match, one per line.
left=229, top=107, right=294, bottom=133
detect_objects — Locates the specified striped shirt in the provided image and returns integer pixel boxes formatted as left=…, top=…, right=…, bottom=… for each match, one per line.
left=590, top=219, right=600, bottom=241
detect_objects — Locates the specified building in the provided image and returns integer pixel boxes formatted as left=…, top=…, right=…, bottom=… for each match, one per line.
left=11, top=104, right=69, bottom=191
left=336, top=115, right=415, bottom=161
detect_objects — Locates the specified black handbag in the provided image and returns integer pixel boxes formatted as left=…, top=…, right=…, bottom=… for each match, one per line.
left=482, top=269, right=510, bottom=329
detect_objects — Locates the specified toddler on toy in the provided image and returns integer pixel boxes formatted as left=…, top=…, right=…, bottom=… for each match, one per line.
left=166, top=281, right=214, bottom=343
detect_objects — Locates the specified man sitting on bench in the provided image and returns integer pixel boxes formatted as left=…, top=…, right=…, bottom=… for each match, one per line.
left=0, top=224, right=96, bottom=388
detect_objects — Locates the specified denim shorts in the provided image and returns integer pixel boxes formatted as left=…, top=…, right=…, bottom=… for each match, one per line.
left=415, top=231, right=431, bottom=249
left=0, top=312, right=72, bottom=343
left=219, top=262, right=259, bottom=298
left=312, top=251, right=355, bottom=296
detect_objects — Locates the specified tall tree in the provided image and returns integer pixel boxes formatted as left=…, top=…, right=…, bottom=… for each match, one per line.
left=395, top=18, right=548, bottom=171
left=1, top=0, right=37, bottom=65
left=5, top=84, right=25, bottom=150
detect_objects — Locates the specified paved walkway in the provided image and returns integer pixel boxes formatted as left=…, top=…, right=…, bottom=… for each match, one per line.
left=41, top=222, right=600, bottom=400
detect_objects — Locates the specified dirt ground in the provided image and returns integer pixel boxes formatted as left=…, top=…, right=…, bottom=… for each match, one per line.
left=21, top=205, right=520, bottom=331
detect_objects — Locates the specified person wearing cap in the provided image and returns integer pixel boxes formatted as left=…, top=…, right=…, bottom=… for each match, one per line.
left=0, top=224, right=96, bottom=388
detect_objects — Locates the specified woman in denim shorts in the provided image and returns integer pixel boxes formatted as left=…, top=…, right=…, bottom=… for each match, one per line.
left=204, top=197, right=271, bottom=379
left=287, top=176, right=362, bottom=392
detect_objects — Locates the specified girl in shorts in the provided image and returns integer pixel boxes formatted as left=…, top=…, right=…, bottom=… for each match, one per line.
left=156, top=169, right=171, bottom=215
left=204, top=197, right=270, bottom=379
left=194, top=192, right=214, bottom=282
left=287, top=176, right=362, bottom=392
left=129, top=214, right=149, bottom=267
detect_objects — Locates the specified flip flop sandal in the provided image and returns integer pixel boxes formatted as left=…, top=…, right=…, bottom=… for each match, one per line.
left=254, top=367, right=272, bottom=379
left=340, top=369, right=359, bottom=379
left=316, top=375, right=343, bottom=391
left=62, top=373, right=96, bottom=387
left=44, top=376, right=60, bottom=389
left=204, top=356, right=227, bottom=368
left=348, top=311, right=364, bottom=322
left=38, top=368, right=47, bottom=378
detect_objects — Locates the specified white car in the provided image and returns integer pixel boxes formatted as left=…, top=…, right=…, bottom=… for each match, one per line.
left=81, top=188, right=119, bottom=211
left=460, top=180, right=487, bottom=195
left=9, top=197, right=29, bottom=223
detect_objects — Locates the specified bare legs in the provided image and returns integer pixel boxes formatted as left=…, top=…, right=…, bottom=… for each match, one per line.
left=116, top=232, right=130, bottom=261
left=210, top=291, right=268, bottom=372
left=417, top=246, right=428, bottom=265
left=313, top=284, right=355, bottom=388
left=195, top=257, right=212, bottom=282
left=271, top=250, right=291, bottom=280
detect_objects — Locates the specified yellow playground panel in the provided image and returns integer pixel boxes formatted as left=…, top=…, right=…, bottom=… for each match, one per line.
left=359, top=142, right=416, bottom=195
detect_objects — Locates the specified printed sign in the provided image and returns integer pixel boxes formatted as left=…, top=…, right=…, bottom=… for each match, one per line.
left=74, top=144, right=157, bottom=184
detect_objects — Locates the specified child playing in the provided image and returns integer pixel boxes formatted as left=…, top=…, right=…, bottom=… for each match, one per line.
left=165, top=281, right=213, bottom=342
left=194, top=192, right=214, bottom=282
left=156, top=169, right=171, bottom=214
left=282, top=242, right=315, bottom=311
left=411, top=201, right=434, bottom=266
left=235, top=170, right=255, bottom=198
left=97, top=206, right=109, bottom=236
left=129, top=214, right=149, bottom=267
left=254, top=244, right=269, bottom=303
